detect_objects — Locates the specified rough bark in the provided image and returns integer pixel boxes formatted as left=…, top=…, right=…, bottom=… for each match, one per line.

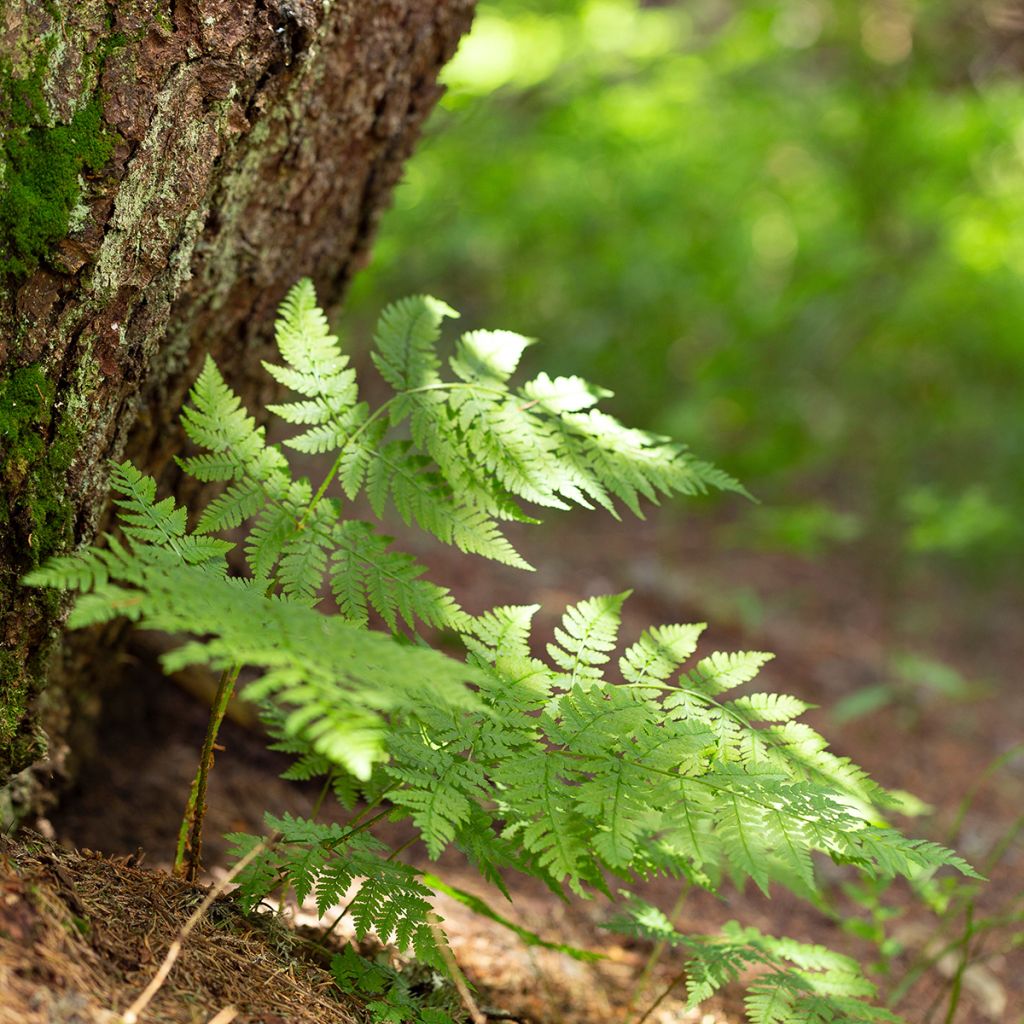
left=0, top=0, right=474, bottom=802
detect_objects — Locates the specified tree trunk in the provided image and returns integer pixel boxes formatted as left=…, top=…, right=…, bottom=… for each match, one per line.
left=0, top=0, right=474, bottom=803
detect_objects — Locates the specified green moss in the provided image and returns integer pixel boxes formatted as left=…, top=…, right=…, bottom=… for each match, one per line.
left=0, top=653, right=23, bottom=738
left=154, top=8, right=174, bottom=35
left=0, top=363, right=80, bottom=777
left=0, top=365, right=54, bottom=478
left=0, top=650, right=43, bottom=779
left=0, top=365, right=79, bottom=567
left=0, top=50, right=117, bottom=277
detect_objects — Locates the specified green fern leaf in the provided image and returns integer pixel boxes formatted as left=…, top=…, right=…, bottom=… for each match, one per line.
left=520, top=372, right=611, bottom=413
left=195, top=480, right=264, bottom=534
left=729, top=692, right=812, bottom=723
left=620, top=623, right=706, bottom=686
left=547, top=592, right=628, bottom=690
left=178, top=358, right=286, bottom=483
left=269, top=279, right=349, bottom=384
left=464, top=604, right=540, bottom=661
left=372, top=295, right=457, bottom=392
left=450, top=329, right=533, bottom=384
left=685, top=650, right=775, bottom=696
left=386, top=735, right=489, bottom=858
left=329, top=520, right=467, bottom=632
left=495, top=750, right=594, bottom=895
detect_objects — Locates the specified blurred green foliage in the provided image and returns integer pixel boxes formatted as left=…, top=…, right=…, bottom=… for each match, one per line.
left=833, top=650, right=977, bottom=724
left=348, top=0, right=1024, bottom=572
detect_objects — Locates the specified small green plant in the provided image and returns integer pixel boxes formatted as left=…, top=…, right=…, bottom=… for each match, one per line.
left=833, top=651, right=977, bottom=725
left=26, top=281, right=977, bottom=1022
left=330, top=945, right=459, bottom=1024
left=838, top=742, right=1024, bottom=1022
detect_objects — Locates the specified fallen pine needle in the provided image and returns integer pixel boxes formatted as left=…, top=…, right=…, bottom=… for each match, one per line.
left=120, top=835, right=277, bottom=1024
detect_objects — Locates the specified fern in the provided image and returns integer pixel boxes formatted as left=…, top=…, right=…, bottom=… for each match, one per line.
left=608, top=900, right=903, bottom=1023
left=329, top=520, right=468, bottom=633
left=24, top=280, right=977, bottom=1022
left=547, top=591, right=629, bottom=690
left=226, top=813, right=445, bottom=970
left=330, top=945, right=459, bottom=1024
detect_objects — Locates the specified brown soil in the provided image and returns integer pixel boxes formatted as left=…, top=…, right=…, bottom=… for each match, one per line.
left=0, top=832, right=362, bottom=1024
left=9, top=512, right=1023, bottom=1024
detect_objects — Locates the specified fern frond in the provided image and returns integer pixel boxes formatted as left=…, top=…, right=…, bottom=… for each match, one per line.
left=350, top=868, right=442, bottom=967
left=244, top=499, right=299, bottom=582
left=33, top=551, right=482, bottom=779
left=829, top=827, right=982, bottom=881
left=547, top=592, right=628, bottom=690
left=25, top=282, right=976, bottom=1002
left=195, top=480, right=265, bottom=534
left=270, top=279, right=349, bottom=385
left=552, top=410, right=747, bottom=517
left=464, top=604, right=540, bottom=661
left=108, top=461, right=186, bottom=548
left=276, top=499, right=335, bottom=604
left=372, top=295, right=457, bottom=393
left=607, top=905, right=904, bottom=1024
left=386, top=733, right=489, bottom=858
left=446, top=387, right=572, bottom=510
left=329, top=520, right=468, bottom=632
left=520, top=372, right=612, bottom=413
left=714, top=787, right=774, bottom=894
left=227, top=812, right=442, bottom=967
left=494, top=750, right=595, bottom=895
left=365, top=439, right=531, bottom=568
left=728, top=692, right=812, bottom=723
left=450, top=329, right=534, bottom=385
left=620, top=623, right=706, bottom=686
left=178, top=358, right=287, bottom=484
left=685, top=650, right=775, bottom=696
left=22, top=547, right=111, bottom=592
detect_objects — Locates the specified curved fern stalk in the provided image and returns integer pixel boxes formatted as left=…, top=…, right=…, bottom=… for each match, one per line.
left=174, top=663, right=242, bottom=881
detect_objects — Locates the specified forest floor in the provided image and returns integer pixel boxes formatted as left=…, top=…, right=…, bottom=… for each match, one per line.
left=7, top=510, right=1022, bottom=1024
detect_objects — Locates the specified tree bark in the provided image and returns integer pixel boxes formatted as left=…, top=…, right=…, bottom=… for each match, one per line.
left=0, top=0, right=474, bottom=800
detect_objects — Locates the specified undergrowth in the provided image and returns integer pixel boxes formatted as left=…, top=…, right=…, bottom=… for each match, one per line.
left=26, top=281, right=977, bottom=1023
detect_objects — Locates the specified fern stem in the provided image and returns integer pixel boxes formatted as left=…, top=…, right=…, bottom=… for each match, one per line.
left=631, top=964, right=688, bottom=1024
left=310, top=769, right=335, bottom=821
left=941, top=903, right=974, bottom=1024
left=625, top=885, right=690, bottom=1023
left=174, top=662, right=242, bottom=881
left=387, top=835, right=418, bottom=861
left=336, top=805, right=393, bottom=844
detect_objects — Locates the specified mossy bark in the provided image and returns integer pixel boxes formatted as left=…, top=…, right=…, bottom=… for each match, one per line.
left=0, top=0, right=475, bottom=805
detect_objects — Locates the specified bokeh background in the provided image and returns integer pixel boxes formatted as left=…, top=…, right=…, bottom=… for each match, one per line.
left=347, top=0, right=1024, bottom=581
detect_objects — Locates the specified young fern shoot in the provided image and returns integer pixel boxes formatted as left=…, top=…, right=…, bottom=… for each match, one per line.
left=26, top=281, right=976, bottom=1023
